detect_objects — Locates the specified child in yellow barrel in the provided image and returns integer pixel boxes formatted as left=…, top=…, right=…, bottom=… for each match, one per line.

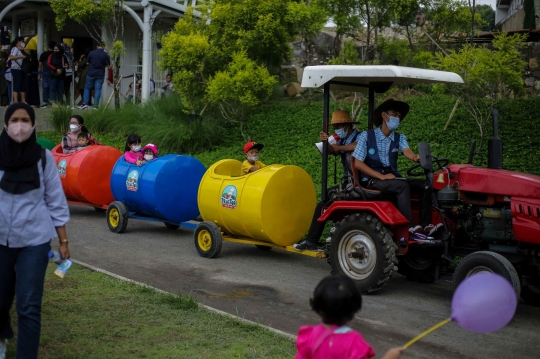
left=241, top=141, right=265, bottom=175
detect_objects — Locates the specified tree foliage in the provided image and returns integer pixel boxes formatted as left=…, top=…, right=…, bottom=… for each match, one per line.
left=434, top=32, right=527, bottom=150
left=206, top=51, right=276, bottom=139
left=424, top=0, right=485, bottom=40
left=476, top=4, right=495, bottom=32
left=159, top=0, right=319, bottom=121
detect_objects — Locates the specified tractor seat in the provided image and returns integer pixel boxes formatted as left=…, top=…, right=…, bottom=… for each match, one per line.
left=349, top=155, right=390, bottom=201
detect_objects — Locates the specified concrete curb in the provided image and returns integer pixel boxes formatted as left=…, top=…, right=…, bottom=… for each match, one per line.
left=71, top=259, right=298, bottom=341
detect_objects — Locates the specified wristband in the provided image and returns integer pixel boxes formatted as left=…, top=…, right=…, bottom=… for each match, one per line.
left=59, top=238, right=69, bottom=243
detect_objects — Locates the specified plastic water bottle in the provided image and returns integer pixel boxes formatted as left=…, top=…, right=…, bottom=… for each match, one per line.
left=48, top=250, right=62, bottom=264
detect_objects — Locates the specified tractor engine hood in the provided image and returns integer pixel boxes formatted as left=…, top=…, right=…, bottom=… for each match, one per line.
left=433, top=164, right=540, bottom=200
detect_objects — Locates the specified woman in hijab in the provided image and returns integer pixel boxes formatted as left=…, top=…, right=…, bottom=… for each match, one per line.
left=0, top=103, right=70, bottom=359
left=47, top=44, right=68, bottom=108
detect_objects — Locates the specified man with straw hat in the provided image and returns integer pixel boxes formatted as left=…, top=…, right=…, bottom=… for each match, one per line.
left=294, top=110, right=361, bottom=251
left=352, top=99, right=439, bottom=238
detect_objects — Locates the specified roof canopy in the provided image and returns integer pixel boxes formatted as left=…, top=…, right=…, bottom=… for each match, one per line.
left=301, top=65, right=464, bottom=93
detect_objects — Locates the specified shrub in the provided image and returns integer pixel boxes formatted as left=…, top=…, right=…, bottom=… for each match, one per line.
left=48, top=95, right=224, bottom=154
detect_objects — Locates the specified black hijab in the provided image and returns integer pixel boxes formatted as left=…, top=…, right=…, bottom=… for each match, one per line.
left=0, top=103, right=42, bottom=195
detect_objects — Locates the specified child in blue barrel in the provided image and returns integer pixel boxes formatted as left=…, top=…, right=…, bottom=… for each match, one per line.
left=141, top=143, right=158, bottom=163
left=124, top=134, right=143, bottom=166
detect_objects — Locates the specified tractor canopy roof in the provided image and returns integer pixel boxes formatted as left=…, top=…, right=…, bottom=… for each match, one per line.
left=301, top=65, right=463, bottom=93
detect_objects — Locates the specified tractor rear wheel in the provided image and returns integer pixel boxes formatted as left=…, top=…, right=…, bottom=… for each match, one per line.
left=398, top=247, right=437, bottom=283
left=330, top=213, right=398, bottom=293
left=453, top=251, right=521, bottom=298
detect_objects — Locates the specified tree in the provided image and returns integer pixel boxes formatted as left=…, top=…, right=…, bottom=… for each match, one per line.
left=160, top=0, right=319, bottom=119
left=476, top=4, right=495, bottom=32
left=206, top=52, right=276, bottom=140
left=424, top=0, right=484, bottom=42
left=434, top=33, right=527, bottom=156
left=285, top=1, right=328, bottom=66
left=50, top=0, right=125, bottom=108
left=316, top=0, right=418, bottom=62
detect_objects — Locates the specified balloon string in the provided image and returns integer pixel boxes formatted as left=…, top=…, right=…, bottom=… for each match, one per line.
left=403, top=318, right=452, bottom=348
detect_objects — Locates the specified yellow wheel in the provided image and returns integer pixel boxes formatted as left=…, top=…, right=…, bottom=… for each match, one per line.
left=106, top=201, right=128, bottom=233
left=194, top=221, right=222, bottom=258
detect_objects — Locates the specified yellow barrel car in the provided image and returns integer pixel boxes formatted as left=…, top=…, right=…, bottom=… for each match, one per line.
left=194, top=159, right=322, bottom=258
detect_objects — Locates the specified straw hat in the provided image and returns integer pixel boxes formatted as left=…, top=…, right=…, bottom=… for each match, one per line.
left=330, top=110, right=359, bottom=125
left=373, top=99, right=410, bottom=127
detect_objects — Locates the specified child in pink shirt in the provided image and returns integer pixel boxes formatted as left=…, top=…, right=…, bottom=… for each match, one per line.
left=124, top=134, right=143, bottom=166
left=295, top=275, right=405, bottom=359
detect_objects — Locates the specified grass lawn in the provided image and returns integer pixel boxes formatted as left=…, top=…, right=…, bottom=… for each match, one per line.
left=6, top=264, right=296, bottom=359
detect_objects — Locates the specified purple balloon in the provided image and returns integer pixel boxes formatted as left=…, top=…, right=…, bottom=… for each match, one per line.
left=451, top=272, right=517, bottom=333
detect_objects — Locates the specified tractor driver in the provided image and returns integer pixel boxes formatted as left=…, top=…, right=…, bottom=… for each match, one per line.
left=294, top=110, right=361, bottom=251
left=352, top=99, right=437, bottom=237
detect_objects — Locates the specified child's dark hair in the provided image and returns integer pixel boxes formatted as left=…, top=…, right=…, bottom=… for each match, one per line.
left=310, top=274, right=362, bottom=326
left=77, top=132, right=89, bottom=140
left=125, top=134, right=141, bottom=151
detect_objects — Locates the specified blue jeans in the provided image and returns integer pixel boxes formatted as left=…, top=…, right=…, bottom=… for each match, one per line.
left=41, top=76, right=50, bottom=105
left=0, top=241, right=50, bottom=359
left=83, top=76, right=104, bottom=107
left=48, top=77, right=64, bottom=103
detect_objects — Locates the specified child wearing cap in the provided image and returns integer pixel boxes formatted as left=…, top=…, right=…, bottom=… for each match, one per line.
left=241, top=142, right=265, bottom=175
left=142, top=143, right=158, bottom=162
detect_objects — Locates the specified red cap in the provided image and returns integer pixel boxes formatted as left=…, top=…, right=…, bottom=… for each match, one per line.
left=243, top=141, right=264, bottom=154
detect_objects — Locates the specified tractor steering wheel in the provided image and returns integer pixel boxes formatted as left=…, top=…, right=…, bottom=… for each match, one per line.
left=406, top=156, right=449, bottom=177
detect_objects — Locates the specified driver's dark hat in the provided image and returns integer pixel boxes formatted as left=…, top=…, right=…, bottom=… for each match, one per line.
left=373, top=99, right=410, bottom=127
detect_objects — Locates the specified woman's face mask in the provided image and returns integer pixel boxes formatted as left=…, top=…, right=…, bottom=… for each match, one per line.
left=131, top=145, right=141, bottom=152
left=5, top=122, right=34, bottom=143
left=69, top=123, right=80, bottom=132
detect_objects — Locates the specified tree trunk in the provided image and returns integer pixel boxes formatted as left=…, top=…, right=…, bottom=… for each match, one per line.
left=405, top=25, right=414, bottom=51
left=365, top=2, right=371, bottom=64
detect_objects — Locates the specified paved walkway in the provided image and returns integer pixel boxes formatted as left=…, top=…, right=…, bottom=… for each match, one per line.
left=0, top=106, right=55, bottom=131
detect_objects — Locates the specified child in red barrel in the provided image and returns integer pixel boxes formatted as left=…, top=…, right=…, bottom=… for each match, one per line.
left=141, top=143, right=158, bottom=162
left=295, top=274, right=405, bottom=359
left=124, top=134, right=143, bottom=166
left=241, top=141, right=265, bottom=175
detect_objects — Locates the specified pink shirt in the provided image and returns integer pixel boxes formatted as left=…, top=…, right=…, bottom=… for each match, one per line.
left=124, top=151, right=142, bottom=164
left=295, top=324, right=375, bottom=359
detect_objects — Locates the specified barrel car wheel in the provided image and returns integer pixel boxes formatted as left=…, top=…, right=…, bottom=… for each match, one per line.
left=454, top=251, right=521, bottom=298
left=194, top=221, right=223, bottom=258
left=330, top=213, right=398, bottom=293
left=106, top=201, right=129, bottom=233
left=164, top=222, right=180, bottom=230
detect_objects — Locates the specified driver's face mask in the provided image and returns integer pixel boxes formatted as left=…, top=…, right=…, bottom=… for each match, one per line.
left=386, top=116, right=400, bottom=131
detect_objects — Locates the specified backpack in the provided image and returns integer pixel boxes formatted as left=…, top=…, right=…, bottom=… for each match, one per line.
left=22, top=51, right=38, bottom=75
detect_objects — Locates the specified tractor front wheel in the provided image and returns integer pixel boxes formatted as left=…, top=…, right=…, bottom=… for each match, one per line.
left=330, top=213, right=398, bottom=293
left=454, top=251, right=521, bottom=298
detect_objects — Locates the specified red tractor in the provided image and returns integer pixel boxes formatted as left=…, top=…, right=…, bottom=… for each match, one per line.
left=301, top=65, right=540, bottom=305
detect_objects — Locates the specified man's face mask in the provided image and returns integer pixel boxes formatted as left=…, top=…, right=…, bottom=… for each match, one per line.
left=386, top=116, right=400, bottom=131
left=335, top=127, right=347, bottom=138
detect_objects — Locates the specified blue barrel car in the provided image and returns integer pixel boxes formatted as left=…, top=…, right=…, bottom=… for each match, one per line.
left=106, top=154, right=206, bottom=233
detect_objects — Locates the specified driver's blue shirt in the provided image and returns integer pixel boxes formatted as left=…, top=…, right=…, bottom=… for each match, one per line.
left=352, top=127, right=409, bottom=167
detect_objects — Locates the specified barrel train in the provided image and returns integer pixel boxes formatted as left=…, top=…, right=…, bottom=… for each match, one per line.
left=50, top=144, right=318, bottom=257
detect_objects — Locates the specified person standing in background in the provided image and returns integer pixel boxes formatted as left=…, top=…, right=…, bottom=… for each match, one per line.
left=8, top=37, right=27, bottom=103
left=60, top=43, right=74, bottom=105
left=38, top=42, right=55, bottom=108
left=77, top=43, right=110, bottom=110
left=75, top=53, right=91, bottom=107
left=162, top=74, right=173, bottom=97
left=0, top=50, right=9, bottom=106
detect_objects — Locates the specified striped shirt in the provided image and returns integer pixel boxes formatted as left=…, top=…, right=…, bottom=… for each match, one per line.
left=352, top=127, right=409, bottom=167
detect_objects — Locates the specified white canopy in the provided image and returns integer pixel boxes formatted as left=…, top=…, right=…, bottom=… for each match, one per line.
left=301, top=65, right=463, bottom=92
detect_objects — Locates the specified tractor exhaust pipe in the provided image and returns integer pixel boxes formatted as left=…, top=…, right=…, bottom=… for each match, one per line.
left=487, top=108, right=503, bottom=169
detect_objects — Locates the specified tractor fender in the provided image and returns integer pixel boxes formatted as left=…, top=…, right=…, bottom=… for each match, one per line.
left=318, top=200, right=409, bottom=253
